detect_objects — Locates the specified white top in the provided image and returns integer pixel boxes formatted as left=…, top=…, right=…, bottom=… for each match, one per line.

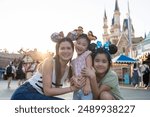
left=28, top=59, right=69, bottom=94
left=140, top=64, right=149, bottom=75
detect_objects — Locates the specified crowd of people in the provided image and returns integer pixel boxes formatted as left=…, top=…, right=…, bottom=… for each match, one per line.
left=3, top=26, right=150, bottom=100
left=131, top=62, right=150, bottom=89
left=4, top=60, right=38, bottom=88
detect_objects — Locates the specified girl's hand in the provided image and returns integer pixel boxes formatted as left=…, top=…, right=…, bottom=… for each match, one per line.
left=81, top=67, right=96, bottom=79
left=70, top=76, right=86, bottom=91
left=82, top=83, right=91, bottom=95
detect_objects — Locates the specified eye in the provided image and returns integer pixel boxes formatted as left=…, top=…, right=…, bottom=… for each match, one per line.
left=95, top=59, right=100, bottom=62
left=60, top=47, right=65, bottom=50
left=102, top=60, right=108, bottom=63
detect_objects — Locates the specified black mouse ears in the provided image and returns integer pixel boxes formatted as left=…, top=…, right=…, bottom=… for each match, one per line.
left=89, top=41, right=118, bottom=54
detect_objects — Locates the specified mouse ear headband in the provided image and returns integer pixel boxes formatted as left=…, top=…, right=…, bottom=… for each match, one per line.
left=50, top=31, right=64, bottom=43
left=89, top=40, right=118, bottom=55
left=66, top=30, right=78, bottom=41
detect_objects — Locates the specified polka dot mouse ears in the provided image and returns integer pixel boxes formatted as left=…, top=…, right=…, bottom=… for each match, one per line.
left=50, top=31, right=64, bottom=43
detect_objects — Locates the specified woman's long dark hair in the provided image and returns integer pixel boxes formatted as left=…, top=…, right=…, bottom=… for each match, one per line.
left=54, top=37, right=74, bottom=87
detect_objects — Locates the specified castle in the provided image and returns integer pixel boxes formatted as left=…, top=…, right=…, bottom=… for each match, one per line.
left=102, top=0, right=142, bottom=58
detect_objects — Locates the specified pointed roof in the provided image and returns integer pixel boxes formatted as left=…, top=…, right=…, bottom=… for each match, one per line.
left=144, top=33, right=147, bottom=39
left=104, top=9, right=107, bottom=19
left=112, top=17, right=114, bottom=25
left=122, top=18, right=134, bottom=33
left=115, top=0, right=119, bottom=11
left=145, top=32, right=150, bottom=40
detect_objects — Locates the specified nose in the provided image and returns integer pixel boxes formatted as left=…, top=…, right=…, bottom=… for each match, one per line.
left=77, top=44, right=83, bottom=49
left=97, top=62, right=103, bottom=66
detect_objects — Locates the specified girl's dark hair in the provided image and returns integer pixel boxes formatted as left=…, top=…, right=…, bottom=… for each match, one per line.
left=54, top=37, right=74, bottom=87
left=76, top=33, right=91, bottom=47
left=89, top=43, right=118, bottom=73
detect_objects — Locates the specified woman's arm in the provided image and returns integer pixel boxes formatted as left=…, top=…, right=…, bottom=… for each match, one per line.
left=39, top=57, right=84, bottom=96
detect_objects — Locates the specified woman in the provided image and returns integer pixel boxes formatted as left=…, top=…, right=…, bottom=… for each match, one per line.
left=16, top=61, right=26, bottom=86
left=141, top=61, right=150, bottom=89
left=81, top=43, right=124, bottom=100
left=132, top=63, right=141, bottom=88
left=11, top=37, right=85, bottom=100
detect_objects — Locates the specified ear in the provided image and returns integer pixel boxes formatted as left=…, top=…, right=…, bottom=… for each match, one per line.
left=88, top=43, right=97, bottom=52
left=109, top=44, right=118, bottom=54
left=67, top=31, right=78, bottom=41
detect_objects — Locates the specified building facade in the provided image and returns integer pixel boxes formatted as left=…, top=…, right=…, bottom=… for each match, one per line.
left=102, top=0, right=143, bottom=58
left=136, top=32, right=150, bottom=61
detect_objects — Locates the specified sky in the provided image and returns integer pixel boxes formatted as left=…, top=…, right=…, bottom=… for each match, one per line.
left=0, top=0, right=150, bottom=53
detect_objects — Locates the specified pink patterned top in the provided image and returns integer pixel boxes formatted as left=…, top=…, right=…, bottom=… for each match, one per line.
left=71, top=50, right=91, bottom=76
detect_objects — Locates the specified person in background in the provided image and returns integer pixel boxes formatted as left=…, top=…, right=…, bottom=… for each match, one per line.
left=5, top=61, right=16, bottom=88
left=11, top=37, right=85, bottom=100
left=141, top=61, right=150, bottom=89
left=26, top=61, right=39, bottom=79
left=131, top=63, right=141, bottom=88
left=81, top=42, right=124, bottom=100
left=16, top=61, right=26, bottom=86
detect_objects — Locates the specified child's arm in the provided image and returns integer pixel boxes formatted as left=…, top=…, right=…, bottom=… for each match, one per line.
left=82, top=55, right=92, bottom=95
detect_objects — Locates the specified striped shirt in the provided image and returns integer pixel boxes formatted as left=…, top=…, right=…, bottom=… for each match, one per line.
left=28, top=59, right=69, bottom=94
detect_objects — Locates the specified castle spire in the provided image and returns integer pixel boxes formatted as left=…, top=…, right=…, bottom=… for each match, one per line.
left=115, top=0, right=119, bottom=11
left=103, top=9, right=109, bottom=42
left=104, top=9, right=107, bottom=19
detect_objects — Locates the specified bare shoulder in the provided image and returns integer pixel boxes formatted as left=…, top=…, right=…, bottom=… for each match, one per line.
left=38, top=57, right=53, bottom=73
left=86, top=54, right=92, bottom=67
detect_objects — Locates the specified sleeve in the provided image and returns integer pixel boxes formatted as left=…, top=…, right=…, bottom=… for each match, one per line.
left=82, top=50, right=91, bottom=58
left=137, top=69, right=141, bottom=77
left=12, top=66, right=16, bottom=73
left=4, top=66, right=8, bottom=75
left=101, top=71, right=118, bottom=89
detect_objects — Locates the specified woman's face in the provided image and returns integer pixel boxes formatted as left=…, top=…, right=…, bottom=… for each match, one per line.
left=58, top=41, right=74, bottom=61
left=75, top=38, right=88, bottom=55
left=94, top=53, right=109, bottom=74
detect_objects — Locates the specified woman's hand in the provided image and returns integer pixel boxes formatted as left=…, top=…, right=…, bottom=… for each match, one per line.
left=81, top=67, right=96, bottom=79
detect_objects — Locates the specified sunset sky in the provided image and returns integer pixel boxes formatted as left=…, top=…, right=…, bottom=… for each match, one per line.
left=0, top=0, right=150, bottom=53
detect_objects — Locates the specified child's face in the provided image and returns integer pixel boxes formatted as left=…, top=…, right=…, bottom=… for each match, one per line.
left=75, top=38, right=89, bottom=55
left=94, top=53, right=109, bottom=74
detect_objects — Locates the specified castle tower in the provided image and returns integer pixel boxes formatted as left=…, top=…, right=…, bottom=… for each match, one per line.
left=102, top=10, right=109, bottom=43
left=122, top=14, right=135, bottom=39
left=110, top=0, right=121, bottom=45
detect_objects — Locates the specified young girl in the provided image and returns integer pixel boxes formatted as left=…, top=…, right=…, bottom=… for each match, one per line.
left=81, top=43, right=124, bottom=100
left=71, top=34, right=93, bottom=100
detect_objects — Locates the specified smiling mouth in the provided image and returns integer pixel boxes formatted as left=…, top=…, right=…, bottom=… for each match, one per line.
left=77, top=48, right=82, bottom=52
